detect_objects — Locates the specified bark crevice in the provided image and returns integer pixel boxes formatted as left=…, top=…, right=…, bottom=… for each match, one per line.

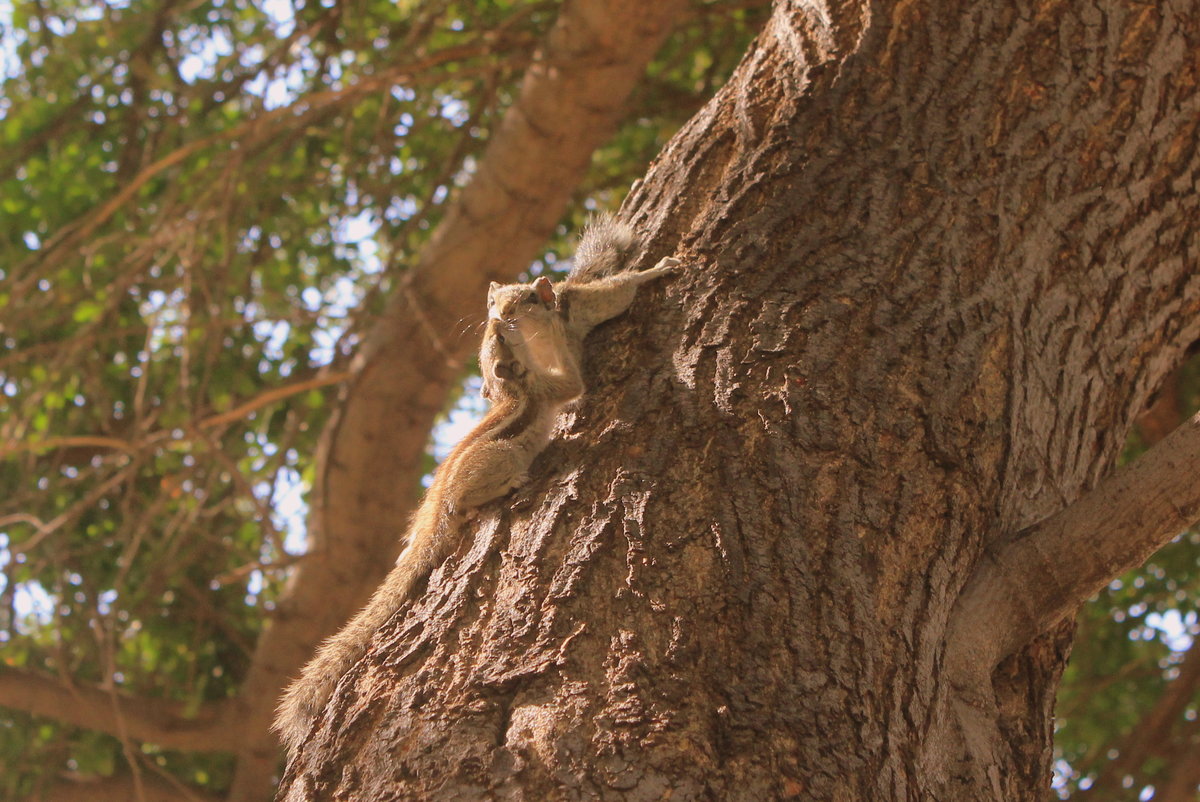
left=279, top=0, right=1200, bottom=798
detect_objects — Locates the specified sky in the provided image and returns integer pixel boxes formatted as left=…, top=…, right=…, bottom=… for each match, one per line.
left=0, top=0, right=487, bottom=628
left=1, top=8, right=1197, bottom=796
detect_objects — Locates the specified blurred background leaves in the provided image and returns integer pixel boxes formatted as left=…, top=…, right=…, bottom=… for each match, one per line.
left=0, top=0, right=767, bottom=797
left=1, top=1, right=1197, bottom=799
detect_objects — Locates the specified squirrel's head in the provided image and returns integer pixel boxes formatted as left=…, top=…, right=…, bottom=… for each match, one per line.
left=487, top=276, right=557, bottom=323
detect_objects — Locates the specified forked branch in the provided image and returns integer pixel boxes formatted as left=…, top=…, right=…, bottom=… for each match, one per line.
left=947, top=411, right=1200, bottom=678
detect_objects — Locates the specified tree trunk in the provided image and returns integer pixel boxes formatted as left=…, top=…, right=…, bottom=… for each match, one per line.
left=233, top=2, right=686, bottom=798
left=277, top=1, right=1200, bottom=799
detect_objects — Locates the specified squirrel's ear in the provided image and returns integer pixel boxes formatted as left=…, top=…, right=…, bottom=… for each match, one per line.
left=534, top=276, right=555, bottom=305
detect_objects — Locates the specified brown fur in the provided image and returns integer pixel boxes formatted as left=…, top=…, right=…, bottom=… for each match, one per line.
left=274, top=219, right=681, bottom=756
left=274, top=318, right=576, bottom=754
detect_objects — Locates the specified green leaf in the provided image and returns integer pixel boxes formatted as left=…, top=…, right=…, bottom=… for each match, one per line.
left=72, top=301, right=104, bottom=323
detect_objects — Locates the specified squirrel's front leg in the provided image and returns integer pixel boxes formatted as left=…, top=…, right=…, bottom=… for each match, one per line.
left=638, top=256, right=681, bottom=279
left=561, top=255, right=684, bottom=336
left=481, top=321, right=530, bottom=401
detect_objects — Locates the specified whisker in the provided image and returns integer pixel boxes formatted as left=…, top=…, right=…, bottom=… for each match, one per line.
left=452, top=316, right=487, bottom=341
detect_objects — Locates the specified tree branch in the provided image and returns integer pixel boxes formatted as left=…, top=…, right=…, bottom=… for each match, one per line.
left=196, top=369, right=353, bottom=431
left=1154, top=718, right=1200, bottom=802
left=34, top=771, right=222, bottom=802
left=0, top=369, right=351, bottom=461
left=0, top=665, right=230, bottom=752
left=228, top=1, right=688, bottom=799
left=12, top=41, right=516, bottom=293
left=1085, top=639, right=1200, bottom=796
left=947, top=411, right=1200, bottom=678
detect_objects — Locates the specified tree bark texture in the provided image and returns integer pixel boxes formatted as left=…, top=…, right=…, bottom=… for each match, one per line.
left=279, top=0, right=1200, bottom=799
left=231, top=1, right=687, bottom=798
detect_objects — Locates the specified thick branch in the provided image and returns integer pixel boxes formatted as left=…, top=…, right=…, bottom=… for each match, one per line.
left=0, top=665, right=230, bottom=752
left=947, top=412, right=1200, bottom=677
left=263, top=0, right=1200, bottom=796
left=231, top=1, right=687, bottom=799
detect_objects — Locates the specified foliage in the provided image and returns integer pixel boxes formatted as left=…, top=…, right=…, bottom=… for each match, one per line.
left=0, top=0, right=766, bottom=796
left=2, top=0, right=1198, bottom=798
left=1053, top=356, right=1200, bottom=799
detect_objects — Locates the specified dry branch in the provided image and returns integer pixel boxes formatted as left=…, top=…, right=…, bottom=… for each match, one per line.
left=0, top=370, right=351, bottom=461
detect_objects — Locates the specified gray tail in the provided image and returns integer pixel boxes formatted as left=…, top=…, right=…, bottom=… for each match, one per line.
left=569, top=213, right=639, bottom=281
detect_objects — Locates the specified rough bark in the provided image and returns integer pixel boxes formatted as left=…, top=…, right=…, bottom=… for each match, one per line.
left=1030, top=366, right=1199, bottom=800
left=944, top=412, right=1200, bottom=796
left=279, top=0, right=1200, bottom=799
left=229, top=2, right=688, bottom=799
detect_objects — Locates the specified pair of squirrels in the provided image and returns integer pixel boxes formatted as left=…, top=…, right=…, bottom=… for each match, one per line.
left=274, top=216, right=681, bottom=754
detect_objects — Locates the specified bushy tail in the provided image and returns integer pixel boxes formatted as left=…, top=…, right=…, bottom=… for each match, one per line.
left=273, top=542, right=434, bottom=754
left=569, top=213, right=639, bottom=281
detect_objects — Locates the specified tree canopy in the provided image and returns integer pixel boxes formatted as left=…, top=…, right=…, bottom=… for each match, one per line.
left=1, top=1, right=1198, bottom=800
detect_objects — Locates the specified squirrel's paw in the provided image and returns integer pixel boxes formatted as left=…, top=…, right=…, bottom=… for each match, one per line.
left=639, top=256, right=681, bottom=280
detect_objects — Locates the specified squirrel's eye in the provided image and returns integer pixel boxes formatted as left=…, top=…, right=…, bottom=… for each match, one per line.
left=525, top=291, right=538, bottom=304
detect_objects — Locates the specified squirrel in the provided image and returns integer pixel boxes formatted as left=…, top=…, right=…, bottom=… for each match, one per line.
left=273, top=316, right=572, bottom=754
left=486, top=214, right=681, bottom=384
left=274, top=215, right=679, bottom=755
